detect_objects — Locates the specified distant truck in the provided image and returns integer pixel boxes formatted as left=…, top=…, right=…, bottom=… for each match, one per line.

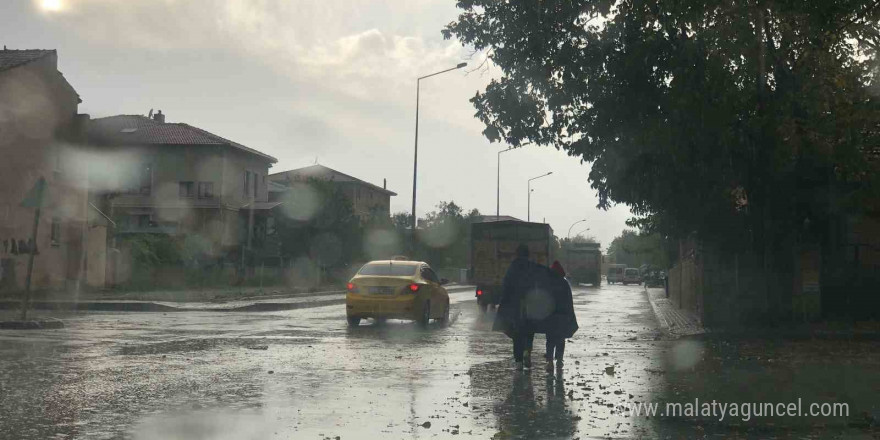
left=470, top=220, right=554, bottom=313
left=565, top=242, right=602, bottom=286
left=606, top=264, right=626, bottom=284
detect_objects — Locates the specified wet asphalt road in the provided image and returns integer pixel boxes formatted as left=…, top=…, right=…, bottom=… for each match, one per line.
left=0, top=284, right=872, bottom=439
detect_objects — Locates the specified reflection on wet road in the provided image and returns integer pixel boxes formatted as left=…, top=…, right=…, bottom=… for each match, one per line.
left=1, top=284, right=871, bottom=439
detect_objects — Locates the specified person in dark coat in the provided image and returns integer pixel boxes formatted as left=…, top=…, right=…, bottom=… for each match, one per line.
left=540, top=261, right=578, bottom=371
left=493, top=243, right=539, bottom=369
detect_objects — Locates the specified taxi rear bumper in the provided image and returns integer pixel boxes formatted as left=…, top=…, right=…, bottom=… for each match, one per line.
left=346, top=293, right=421, bottom=320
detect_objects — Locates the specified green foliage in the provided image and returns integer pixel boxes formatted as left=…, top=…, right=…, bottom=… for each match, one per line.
left=418, top=201, right=482, bottom=268
left=445, top=0, right=880, bottom=252
left=128, top=234, right=182, bottom=266
left=121, top=234, right=232, bottom=291
left=388, top=201, right=481, bottom=268
left=275, top=178, right=362, bottom=271
left=607, top=230, right=675, bottom=269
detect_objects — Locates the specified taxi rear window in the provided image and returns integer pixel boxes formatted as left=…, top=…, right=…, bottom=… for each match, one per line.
left=358, top=263, right=418, bottom=276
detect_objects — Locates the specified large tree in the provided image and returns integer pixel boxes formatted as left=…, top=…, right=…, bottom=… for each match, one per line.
left=390, top=201, right=482, bottom=267
left=445, top=0, right=880, bottom=318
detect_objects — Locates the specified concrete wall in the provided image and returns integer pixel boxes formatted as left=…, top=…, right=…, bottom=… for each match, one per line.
left=0, top=53, right=88, bottom=291
left=668, top=255, right=702, bottom=322
left=86, top=225, right=107, bottom=287
left=222, top=149, right=271, bottom=207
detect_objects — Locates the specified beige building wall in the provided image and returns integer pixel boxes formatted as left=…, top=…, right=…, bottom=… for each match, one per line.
left=0, top=53, right=88, bottom=291
left=105, top=143, right=271, bottom=253
left=347, top=183, right=391, bottom=219
left=86, top=225, right=107, bottom=287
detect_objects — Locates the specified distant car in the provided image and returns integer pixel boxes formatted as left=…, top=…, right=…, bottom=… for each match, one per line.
left=346, top=260, right=450, bottom=327
left=622, top=268, right=641, bottom=285
left=644, top=270, right=666, bottom=288
left=607, top=265, right=625, bottom=284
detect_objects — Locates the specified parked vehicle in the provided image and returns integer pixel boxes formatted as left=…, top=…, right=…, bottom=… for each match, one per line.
left=565, top=242, right=602, bottom=286
left=346, top=260, right=450, bottom=327
left=622, top=267, right=641, bottom=285
left=470, top=220, right=553, bottom=313
left=643, top=270, right=667, bottom=288
left=606, top=264, right=626, bottom=284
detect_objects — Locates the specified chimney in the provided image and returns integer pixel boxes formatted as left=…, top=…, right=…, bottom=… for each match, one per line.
left=383, top=178, right=386, bottom=189
left=153, top=110, right=165, bottom=123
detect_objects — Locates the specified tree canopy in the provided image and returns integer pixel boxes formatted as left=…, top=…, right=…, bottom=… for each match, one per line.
left=394, top=201, right=482, bottom=268
left=444, top=0, right=880, bottom=252
left=606, top=229, right=675, bottom=269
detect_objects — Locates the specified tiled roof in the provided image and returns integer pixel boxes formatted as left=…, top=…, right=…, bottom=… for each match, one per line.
left=269, top=164, right=396, bottom=196
left=88, top=115, right=277, bottom=162
left=0, top=49, right=54, bottom=72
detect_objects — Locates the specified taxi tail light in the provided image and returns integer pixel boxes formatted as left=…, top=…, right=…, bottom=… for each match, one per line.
left=476, top=289, right=483, bottom=296
left=407, top=283, right=420, bottom=293
left=347, top=282, right=359, bottom=293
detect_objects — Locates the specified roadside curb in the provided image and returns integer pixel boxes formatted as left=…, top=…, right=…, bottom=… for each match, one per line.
left=643, top=287, right=706, bottom=338
left=0, top=300, right=183, bottom=312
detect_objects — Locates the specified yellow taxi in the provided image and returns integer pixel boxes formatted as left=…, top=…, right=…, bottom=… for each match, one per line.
left=345, top=260, right=450, bottom=327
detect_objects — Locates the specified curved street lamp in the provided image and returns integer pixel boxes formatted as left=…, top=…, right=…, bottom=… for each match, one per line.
left=567, top=218, right=588, bottom=240
left=497, top=147, right=514, bottom=218
left=496, top=142, right=531, bottom=218
left=411, top=62, right=467, bottom=251
left=527, top=171, right=552, bottom=222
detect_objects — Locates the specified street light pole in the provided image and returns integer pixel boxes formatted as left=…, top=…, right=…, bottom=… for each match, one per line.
left=411, top=62, right=467, bottom=252
left=567, top=219, right=587, bottom=240
left=497, top=147, right=513, bottom=218
left=575, top=227, right=591, bottom=237
left=496, top=142, right=530, bottom=219
left=527, top=171, right=552, bottom=222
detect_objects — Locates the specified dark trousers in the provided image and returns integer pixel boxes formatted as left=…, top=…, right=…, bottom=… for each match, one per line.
left=513, top=331, right=534, bottom=362
left=545, top=336, right=565, bottom=361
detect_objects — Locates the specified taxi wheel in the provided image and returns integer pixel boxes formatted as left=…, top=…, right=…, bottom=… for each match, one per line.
left=437, top=302, right=450, bottom=325
left=418, top=302, right=431, bottom=327
left=346, top=316, right=361, bottom=327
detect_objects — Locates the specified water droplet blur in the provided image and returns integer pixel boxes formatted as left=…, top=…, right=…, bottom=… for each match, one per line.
left=669, top=339, right=704, bottom=371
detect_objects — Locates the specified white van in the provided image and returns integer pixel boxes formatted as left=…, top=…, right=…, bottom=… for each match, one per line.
left=606, top=264, right=626, bottom=284
left=623, top=268, right=641, bottom=285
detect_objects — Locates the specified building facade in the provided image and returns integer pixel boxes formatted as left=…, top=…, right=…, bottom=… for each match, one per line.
left=0, top=48, right=94, bottom=291
left=268, top=164, right=395, bottom=220
left=88, top=113, right=277, bottom=275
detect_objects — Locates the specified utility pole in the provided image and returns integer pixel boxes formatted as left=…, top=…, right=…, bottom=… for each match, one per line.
left=497, top=147, right=513, bottom=218
left=411, top=62, right=467, bottom=253
left=527, top=172, right=552, bottom=222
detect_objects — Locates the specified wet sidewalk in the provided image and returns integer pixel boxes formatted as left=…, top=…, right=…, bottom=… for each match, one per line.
left=644, top=286, right=705, bottom=337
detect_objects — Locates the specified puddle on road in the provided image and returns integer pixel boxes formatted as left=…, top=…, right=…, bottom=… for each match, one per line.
left=4, top=284, right=872, bottom=439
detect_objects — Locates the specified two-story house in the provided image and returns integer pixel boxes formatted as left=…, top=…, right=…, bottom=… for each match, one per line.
left=268, top=164, right=395, bottom=221
left=0, top=48, right=95, bottom=291
left=88, top=112, right=278, bottom=262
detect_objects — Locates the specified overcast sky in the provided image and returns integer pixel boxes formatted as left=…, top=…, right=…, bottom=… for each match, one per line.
left=3, top=0, right=633, bottom=250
